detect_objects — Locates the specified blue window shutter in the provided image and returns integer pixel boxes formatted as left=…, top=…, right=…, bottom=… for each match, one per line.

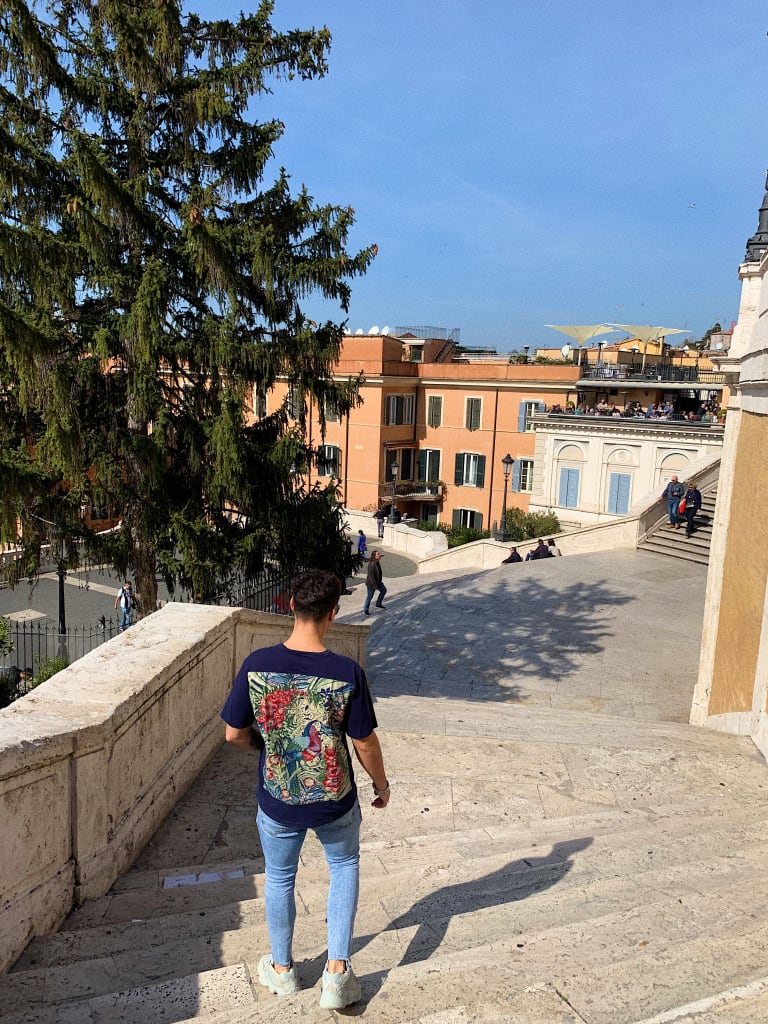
left=608, top=472, right=631, bottom=514
left=511, top=461, right=521, bottom=492
left=559, top=468, right=579, bottom=508
left=558, top=469, right=569, bottom=507
left=517, top=402, right=527, bottom=431
left=618, top=474, right=630, bottom=514
left=537, top=401, right=546, bottom=413
left=607, top=473, right=620, bottom=514
left=454, top=453, right=464, bottom=486
left=476, top=456, right=486, bottom=488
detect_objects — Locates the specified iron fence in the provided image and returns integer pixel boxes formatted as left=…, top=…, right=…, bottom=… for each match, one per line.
left=0, top=619, right=122, bottom=703
left=0, top=569, right=298, bottom=706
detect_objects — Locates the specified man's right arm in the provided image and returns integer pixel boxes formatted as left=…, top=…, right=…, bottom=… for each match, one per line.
left=225, top=724, right=264, bottom=752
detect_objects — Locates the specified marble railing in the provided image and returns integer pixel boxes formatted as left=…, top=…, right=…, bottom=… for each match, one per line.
left=0, top=604, right=369, bottom=970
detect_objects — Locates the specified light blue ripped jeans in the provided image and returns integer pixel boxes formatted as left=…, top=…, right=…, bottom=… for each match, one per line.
left=256, top=802, right=361, bottom=967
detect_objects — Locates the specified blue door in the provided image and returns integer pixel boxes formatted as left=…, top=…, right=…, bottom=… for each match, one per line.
left=607, top=472, right=631, bottom=515
left=558, top=468, right=580, bottom=508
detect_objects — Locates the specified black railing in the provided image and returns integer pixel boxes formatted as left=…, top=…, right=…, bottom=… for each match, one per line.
left=579, top=363, right=727, bottom=385
left=0, top=571, right=297, bottom=705
left=0, top=619, right=122, bottom=701
left=170, top=572, right=294, bottom=615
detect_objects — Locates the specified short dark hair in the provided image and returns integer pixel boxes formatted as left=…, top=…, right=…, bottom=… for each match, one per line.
left=290, top=570, right=342, bottom=622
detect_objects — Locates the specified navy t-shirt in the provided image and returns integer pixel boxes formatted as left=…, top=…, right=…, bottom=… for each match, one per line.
left=221, top=644, right=377, bottom=827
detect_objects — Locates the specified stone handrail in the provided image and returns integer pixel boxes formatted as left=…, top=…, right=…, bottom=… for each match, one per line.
left=0, top=604, right=369, bottom=971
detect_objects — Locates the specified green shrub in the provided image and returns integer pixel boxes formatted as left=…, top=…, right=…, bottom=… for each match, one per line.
left=30, top=654, right=69, bottom=689
left=441, top=524, right=492, bottom=547
left=504, top=508, right=561, bottom=540
left=0, top=617, right=12, bottom=658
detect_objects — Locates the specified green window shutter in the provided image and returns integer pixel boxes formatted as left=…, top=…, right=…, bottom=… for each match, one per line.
left=452, top=509, right=462, bottom=526
left=454, top=453, right=464, bottom=486
left=475, top=455, right=486, bottom=488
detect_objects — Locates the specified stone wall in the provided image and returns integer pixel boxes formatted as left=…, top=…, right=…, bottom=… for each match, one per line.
left=691, top=245, right=768, bottom=762
left=0, top=604, right=369, bottom=971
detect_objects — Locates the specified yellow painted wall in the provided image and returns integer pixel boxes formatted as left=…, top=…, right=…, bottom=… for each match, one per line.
left=709, top=410, right=768, bottom=715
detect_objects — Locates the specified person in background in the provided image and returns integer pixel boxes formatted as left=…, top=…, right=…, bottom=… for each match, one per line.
left=373, top=508, right=385, bottom=538
left=502, top=546, right=522, bottom=564
left=682, top=480, right=702, bottom=538
left=661, top=475, right=685, bottom=529
left=114, top=581, right=134, bottom=631
left=357, top=529, right=367, bottom=560
left=363, top=550, right=387, bottom=615
left=547, top=539, right=562, bottom=556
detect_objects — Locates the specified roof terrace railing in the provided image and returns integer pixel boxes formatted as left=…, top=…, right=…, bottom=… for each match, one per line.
left=579, top=363, right=727, bottom=385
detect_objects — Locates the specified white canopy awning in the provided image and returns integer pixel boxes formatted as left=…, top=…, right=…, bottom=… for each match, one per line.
left=610, top=324, right=690, bottom=343
left=544, top=324, right=618, bottom=347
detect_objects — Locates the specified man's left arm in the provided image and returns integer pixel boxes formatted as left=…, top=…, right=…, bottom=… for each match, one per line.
left=225, top=724, right=264, bottom=752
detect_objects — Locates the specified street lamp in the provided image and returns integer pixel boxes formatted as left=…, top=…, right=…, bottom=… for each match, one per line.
left=523, top=345, right=530, bottom=363
left=494, top=454, right=515, bottom=542
left=388, top=459, right=399, bottom=523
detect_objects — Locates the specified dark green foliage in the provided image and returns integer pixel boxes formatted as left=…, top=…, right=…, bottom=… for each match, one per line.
left=0, top=2, right=375, bottom=607
left=30, top=654, right=69, bottom=688
left=443, top=524, right=491, bottom=547
left=0, top=617, right=12, bottom=658
left=504, top=507, right=561, bottom=541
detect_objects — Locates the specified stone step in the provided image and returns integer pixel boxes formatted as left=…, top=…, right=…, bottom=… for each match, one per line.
left=5, top=819, right=768, bottom=1017
left=40, top=797, right=767, bottom=942
left=4, top=876, right=768, bottom=1024
left=638, top=542, right=711, bottom=566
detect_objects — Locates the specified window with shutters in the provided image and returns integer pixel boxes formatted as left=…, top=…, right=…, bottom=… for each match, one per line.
left=286, top=385, right=301, bottom=419
left=465, top=397, right=482, bottom=431
left=317, top=444, right=340, bottom=477
left=518, top=458, right=534, bottom=492
left=452, top=508, right=483, bottom=530
left=385, top=393, right=415, bottom=425
left=558, top=467, right=580, bottom=508
left=427, top=395, right=443, bottom=428
left=323, top=395, right=340, bottom=422
left=607, top=472, right=631, bottom=514
left=519, top=400, right=545, bottom=432
left=418, top=449, right=441, bottom=481
left=253, top=390, right=267, bottom=418
left=454, top=453, right=486, bottom=488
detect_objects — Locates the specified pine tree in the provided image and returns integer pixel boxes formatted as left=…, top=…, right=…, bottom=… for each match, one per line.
left=0, top=1, right=374, bottom=609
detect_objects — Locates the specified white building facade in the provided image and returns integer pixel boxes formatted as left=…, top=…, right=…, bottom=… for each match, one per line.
left=527, top=415, right=725, bottom=526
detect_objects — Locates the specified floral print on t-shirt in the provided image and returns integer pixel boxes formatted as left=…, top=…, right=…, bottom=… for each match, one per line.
left=248, top=671, right=355, bottom=805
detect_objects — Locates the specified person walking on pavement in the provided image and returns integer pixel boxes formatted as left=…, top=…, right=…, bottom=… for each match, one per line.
left=363, top=550, right=387, bottom=615
left=221, top=570, right=390, bottom=1009
left=682, top=480, right=702, bottom=538
left=661, top=474, right=685, bottom=529
left=114, top=581, right=134, bottom=631
left=373, top=508, right=385, bottom=539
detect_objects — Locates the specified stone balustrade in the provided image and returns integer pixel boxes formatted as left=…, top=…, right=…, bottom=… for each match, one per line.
left=0, top=603, right=369, bottom=971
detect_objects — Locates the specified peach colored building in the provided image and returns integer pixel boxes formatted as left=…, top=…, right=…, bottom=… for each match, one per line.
left=258, top=334, right=581, bottom=532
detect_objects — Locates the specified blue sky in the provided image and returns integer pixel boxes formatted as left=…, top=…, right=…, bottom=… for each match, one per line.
left=195, top=1, right=768, bottom=348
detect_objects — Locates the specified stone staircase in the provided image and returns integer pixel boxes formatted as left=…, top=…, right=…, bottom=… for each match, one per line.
left=638, top=486, right=718, bottom=566
left=3, top=693, right=768, bottom=1024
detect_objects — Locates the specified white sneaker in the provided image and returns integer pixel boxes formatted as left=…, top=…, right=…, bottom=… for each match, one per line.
left=319, top=964, right=362, bottom=1008
left=257, top=954, right=298, bottom=996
